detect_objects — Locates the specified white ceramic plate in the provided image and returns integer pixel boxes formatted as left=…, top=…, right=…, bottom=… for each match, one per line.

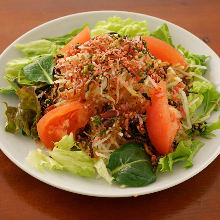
left=0, top=11, right=220, bottom=197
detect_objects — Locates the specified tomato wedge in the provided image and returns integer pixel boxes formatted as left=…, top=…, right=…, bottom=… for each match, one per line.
left=58, top=26, right=90, bottom=55
left=146, top=81, right=181, bottom=154
left=37, top=101, right=89, bottom=149
left=139, top=36, right=188, bottom=69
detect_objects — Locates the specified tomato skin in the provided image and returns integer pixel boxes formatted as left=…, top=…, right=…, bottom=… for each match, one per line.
left=146, top=81, right=181, bottom=155
left=139, top=36, right=188, bottom=69
left=37, top=101, right=89, bottom=149
left=58, top=26, right=90, bottom=55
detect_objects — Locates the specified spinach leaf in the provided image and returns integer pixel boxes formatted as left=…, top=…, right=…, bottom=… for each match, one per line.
left=23, top=55, right=54, bottom=84
left=4, top=56, right=46, bottom=87
left=43, top=23, right=88, bottom=45
left=4, top=86, right=41, bottom=138
left=107, top=143, right=156, bottom=187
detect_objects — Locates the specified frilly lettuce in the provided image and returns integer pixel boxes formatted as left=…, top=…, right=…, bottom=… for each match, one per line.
left=26, top=133, right=95, bottom=177
left=26, top=149, right=63, bottom=172
left=177, top=45, right=209, bottom=75
left=4, top=86, right=41, bottom=138
left=192, top=81, right=214, bottom=93
left=158, top=139, right=204, bottom=172
left=91, top=16, right=150, bottom=37
left=54, top=132, right=79, bottom=150
left=188, top=80, right=214, bottom=118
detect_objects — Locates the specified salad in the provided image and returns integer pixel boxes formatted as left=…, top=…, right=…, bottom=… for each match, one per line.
left=1, top=17, right=220, bottom=187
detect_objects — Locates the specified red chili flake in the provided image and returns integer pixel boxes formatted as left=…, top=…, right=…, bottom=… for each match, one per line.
left=139, top=122, right=143, bottom=128
left=99, top=45, right=105, bottom=51
left=91, top=137, right=102, bottom=143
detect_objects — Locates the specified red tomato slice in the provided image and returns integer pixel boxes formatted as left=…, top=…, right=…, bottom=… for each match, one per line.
left=146, top=81, right=181, bottom=154
left=58, top=26, right=90, bottom=55
left=37, top=101, right=89, bottom=149
left=137, top=36, right=188, bottom=69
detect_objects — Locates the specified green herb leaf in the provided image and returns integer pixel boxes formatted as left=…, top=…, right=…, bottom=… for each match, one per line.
left=150, top=23, right=174, bottom=47
left=107, top=143, right=156, bottom=187
left=91, top=115, right=102, bottom=126
left=23, top=55, right=54, bottom=84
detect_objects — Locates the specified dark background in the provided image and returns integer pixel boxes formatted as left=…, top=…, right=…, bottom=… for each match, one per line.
left=0, top=0, right=220, bottom=219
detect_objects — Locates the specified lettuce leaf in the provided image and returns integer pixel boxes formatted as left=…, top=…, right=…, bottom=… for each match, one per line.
left=188, top=93, right=204, bottom=116
left=54, top=132, right=79, bottom=150
left=188, top=81, right=214, bottom=118
left=15, top=40, right=58, bottom=57
left=91, top=16, right=150, bottom=37
left=192, top=80, right=214, bottom=93
left=26, top=133, right=96, bottom=177
left=158, top=139, right=204, bottom=172
left=94, top=159, right=113, bottom=184
left=26, top=149, right=63, bottom=172
left=150, top=23, right=174, bottom=47
left=4, top=86, right=41, bottom=138
left=205, top=116, right=220, bottom=134
left=177, top=45, right=209, bottom=75
left=50, top=148, right=95, bottom=177
left=0, top=86, right=16, bottom=94
left=4, top=55, right=47, bottom=87
left=203, top=88, right=220, bottom=115
left=191, top=88, right=220, bottom=124
left=43, top=23, right=88, bottom=45
left=52, top=134, right=95, bottom=177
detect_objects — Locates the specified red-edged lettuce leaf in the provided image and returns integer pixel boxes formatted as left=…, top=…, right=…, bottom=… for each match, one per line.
left=4, top=86, right=41, bottom=138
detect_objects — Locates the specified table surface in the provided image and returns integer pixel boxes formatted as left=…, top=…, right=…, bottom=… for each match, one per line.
left=0, top=0, right=219, bottom=219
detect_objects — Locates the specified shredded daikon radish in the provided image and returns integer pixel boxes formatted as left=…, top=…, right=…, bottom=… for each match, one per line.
left=180, top=89, right=192, bottom=129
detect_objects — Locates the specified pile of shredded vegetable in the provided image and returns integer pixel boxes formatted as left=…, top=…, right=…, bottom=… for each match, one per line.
left=47, top=33, right=200, bottom=160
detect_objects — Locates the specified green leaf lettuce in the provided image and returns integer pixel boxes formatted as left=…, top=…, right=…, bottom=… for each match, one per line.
left=4, top=86, right=41, bottom=138
left=26, top=133, right=95, bottom=177
left=158, top=139, right=204, bottom=172
left=91, top=16, right=150, bottom=37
